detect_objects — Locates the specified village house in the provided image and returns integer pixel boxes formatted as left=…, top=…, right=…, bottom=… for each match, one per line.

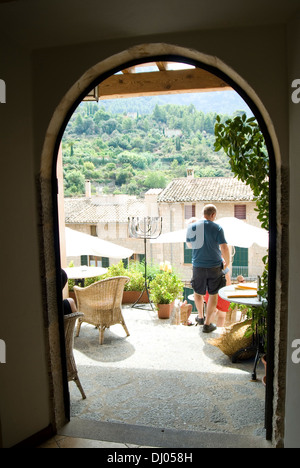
left=64, top=182, right=147, bottom=267
left=153, top=172, right=267, bottom=281
left=64, top=175, right=267, bottom=282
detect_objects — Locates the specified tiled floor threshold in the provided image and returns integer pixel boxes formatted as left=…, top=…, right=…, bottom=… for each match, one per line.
left=56, top=418, right=272, bottom=449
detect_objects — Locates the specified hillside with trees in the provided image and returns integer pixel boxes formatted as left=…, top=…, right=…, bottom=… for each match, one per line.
left=62, top=94, right=250, bottom=197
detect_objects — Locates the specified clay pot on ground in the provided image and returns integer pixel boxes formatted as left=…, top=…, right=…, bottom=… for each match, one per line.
left=122, top=290, right=149, bottom=304
left=157, top=302, right=175, bottom=319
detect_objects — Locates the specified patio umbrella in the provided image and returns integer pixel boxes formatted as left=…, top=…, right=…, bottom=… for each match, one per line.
left=150, top=228, right=186, bottom=244
left=217, top=217, right=268, bottom=248
left=150, top=217, right=268, bottom=248
left=65, top=227, right=134, bottom=258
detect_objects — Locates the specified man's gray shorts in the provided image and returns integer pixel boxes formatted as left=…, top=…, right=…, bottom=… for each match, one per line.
left=191, top=265, right=226, bottom=295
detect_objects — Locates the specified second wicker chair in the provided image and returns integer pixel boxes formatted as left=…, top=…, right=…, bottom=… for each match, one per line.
left=64, top=311, right=86, bottom=399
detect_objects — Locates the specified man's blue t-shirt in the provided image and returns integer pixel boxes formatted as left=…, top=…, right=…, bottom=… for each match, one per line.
left=186, top=219, right=227, bottom=268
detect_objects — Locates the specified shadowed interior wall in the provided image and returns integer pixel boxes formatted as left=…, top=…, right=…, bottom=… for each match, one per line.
left=285, top=12, right=300, bottom=448
left=0, top=37, right=51, bottom=447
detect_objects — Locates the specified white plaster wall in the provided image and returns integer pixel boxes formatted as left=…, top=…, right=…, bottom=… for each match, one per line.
left=0, top=37, right=51, bottom=447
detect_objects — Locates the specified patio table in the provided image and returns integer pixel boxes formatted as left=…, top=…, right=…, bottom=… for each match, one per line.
left=218, top=284, right=266, bottom=381
left=64, top=266, right=108, bottom=287
left=218, top=284, right=263, bottom=308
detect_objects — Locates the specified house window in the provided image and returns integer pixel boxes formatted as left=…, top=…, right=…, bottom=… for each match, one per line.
left=81, top=255, right=88, bottom=266
left=89, top=255, right=102, bottom=267
left=232, top=246, right=248, bottom=278
left=101, top=257, right=110, bottom=268
left=90, top=225, right=97, bottom=237
left=185, top=204, right=195, bottom=220
left=234, top=205, right=246, bottom=219
left=128, top=254, right=145, bottom=264
left=81, top=255, right=108, bottom=267
left=184, top=243, right=193, bottom=264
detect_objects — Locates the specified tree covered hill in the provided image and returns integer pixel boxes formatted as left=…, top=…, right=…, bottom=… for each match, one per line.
left=62, top=93, right=250, bottom=197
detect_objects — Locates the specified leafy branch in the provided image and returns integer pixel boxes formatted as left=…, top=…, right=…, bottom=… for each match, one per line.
left=214, top=114, right=269, bottom=230
left=214, top=114, right=269, bottom=345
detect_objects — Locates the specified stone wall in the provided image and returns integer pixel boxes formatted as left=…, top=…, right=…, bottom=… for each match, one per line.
left=66, top=198, right=267, bottom=281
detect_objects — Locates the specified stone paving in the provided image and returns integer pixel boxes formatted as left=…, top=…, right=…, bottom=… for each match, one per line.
left=70, top=306, right=266, bottom=439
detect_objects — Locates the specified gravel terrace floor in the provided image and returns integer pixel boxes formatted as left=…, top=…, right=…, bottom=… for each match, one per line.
left=69, top=305, right=266, bottom=441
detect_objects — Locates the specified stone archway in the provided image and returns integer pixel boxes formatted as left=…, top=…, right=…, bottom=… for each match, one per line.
left=39, top=43, right=285, bottom=445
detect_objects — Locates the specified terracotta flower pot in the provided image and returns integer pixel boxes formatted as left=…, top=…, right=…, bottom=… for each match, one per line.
left=157, top=302, right=174, bottom=319
left=122, top=290, right=149, bottom=304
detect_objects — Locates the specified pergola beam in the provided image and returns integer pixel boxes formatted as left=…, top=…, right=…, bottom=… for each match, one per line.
left=97, top=67, right=232, bottom=100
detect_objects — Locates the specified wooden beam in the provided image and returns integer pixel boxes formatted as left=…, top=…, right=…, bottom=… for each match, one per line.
left=156, top=61, right=168, bottom=71
left=122, top=66, right=136, bottom=74
left=98, top=68, right=232, bottom=99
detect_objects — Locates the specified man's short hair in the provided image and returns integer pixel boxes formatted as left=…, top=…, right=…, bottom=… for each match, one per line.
left=203, top=204, right=217, bottom=217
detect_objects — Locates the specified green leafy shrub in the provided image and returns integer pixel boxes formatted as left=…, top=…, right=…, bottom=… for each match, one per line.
left=129, top=260, right=161, bottom=282
left=101, top=260, right=144, bottom=291
left=126, top=270, right=145, bottom=291
left=149, top=271, right=184, bottom=305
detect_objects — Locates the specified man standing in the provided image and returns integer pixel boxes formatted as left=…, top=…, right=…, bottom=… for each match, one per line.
left=186, top=204, right=230, bottom=333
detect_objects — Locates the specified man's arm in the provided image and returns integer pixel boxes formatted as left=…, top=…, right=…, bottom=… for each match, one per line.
left=220, top=243, right=230, bottom=269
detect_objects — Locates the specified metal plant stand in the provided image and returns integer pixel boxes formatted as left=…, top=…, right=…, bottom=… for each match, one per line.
left=128, top=216, right=162, bottom=310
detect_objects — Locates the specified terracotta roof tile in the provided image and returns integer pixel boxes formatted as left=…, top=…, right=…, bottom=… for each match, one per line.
left=157, top=177, right=254, bottom=202
left=65, top=197, right=145, bottom=224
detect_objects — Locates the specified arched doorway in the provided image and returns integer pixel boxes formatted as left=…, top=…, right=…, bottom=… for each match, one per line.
left=39, top=43, right=281, bottom=443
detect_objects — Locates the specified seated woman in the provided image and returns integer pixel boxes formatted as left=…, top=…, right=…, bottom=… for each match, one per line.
left=61, top=269, right=77, bottom=315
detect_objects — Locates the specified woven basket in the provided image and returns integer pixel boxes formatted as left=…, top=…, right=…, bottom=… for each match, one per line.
left=208, top=319, right=253, bottom=358
left=180, top=303, right=193, bottom=325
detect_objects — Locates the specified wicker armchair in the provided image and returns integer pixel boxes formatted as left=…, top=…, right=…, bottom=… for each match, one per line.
left=64, top=311, right=86, bottom=399
left=74, top=276, right=130, bottom=345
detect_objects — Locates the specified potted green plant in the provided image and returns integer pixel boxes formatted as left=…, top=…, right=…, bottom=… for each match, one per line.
left=149, top=270, right=184, bottom=319
left=101, top=260, right=148, bottom=304
left=123, top=269, right=148, bottom=304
